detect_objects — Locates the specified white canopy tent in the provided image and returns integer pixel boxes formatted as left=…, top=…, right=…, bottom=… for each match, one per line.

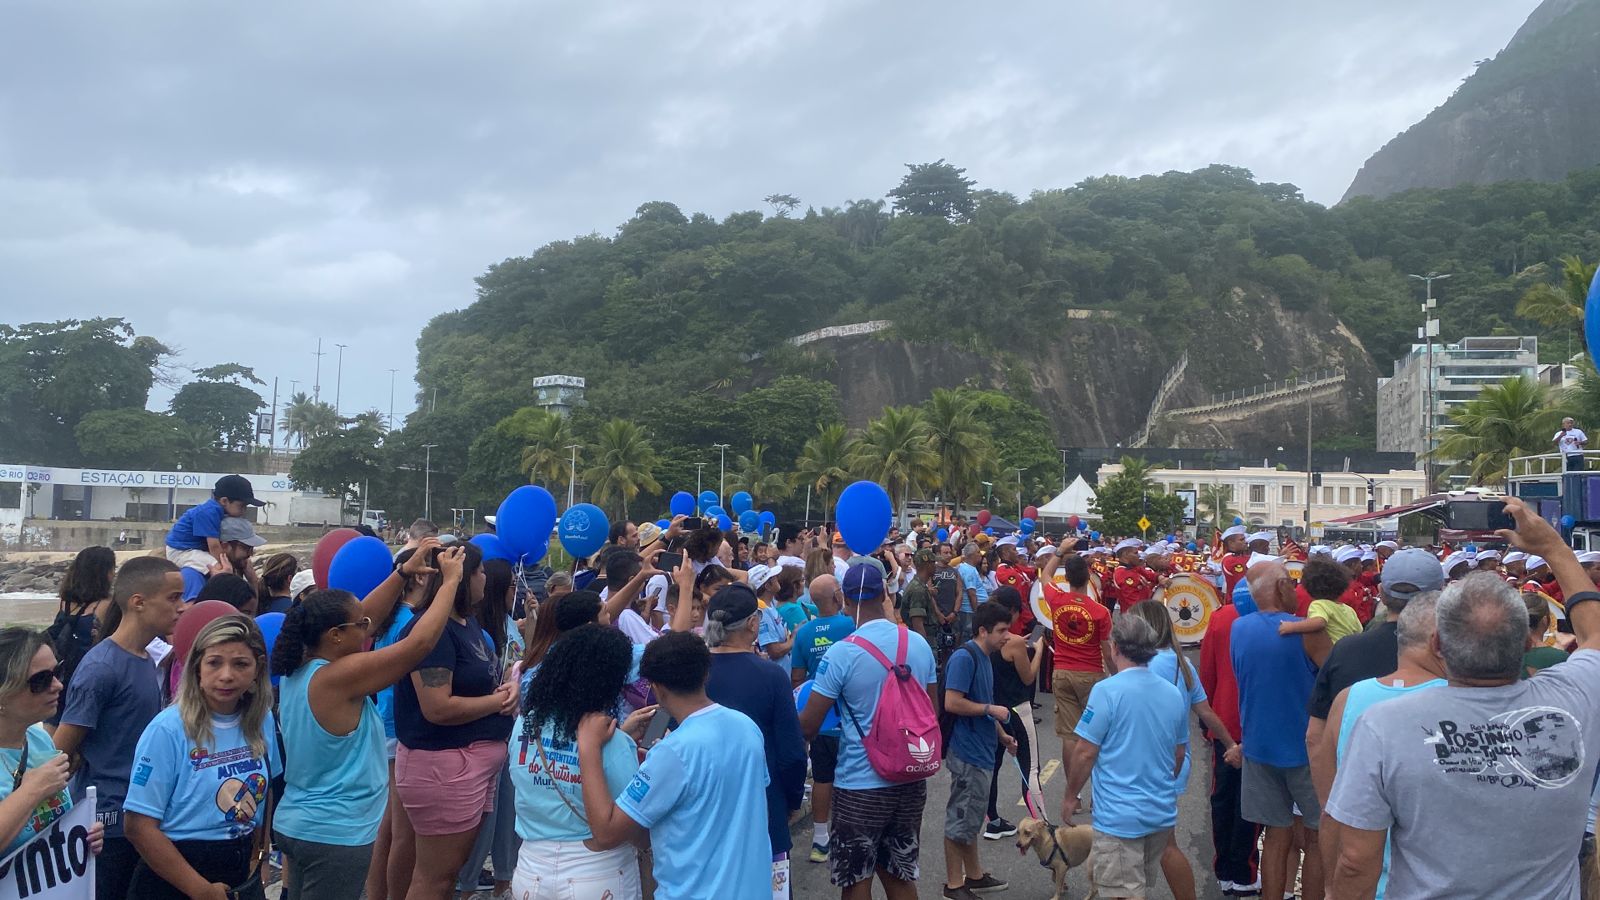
left=1037, top=475, right=1096, bottom=520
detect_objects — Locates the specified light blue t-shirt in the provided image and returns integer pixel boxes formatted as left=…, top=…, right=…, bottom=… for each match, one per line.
left=125, top=707, right=280, bottom=841
left=0, top=725, right=72, bottom=855
left=758, top=605, right=793, bottom=673
left=1075, top=666, right=1189, bottom=838
left=1335, top=676, right=1445, bottom=900
left=617, top=704, right=770, bottom=900
left=1148, top=648, right=1206, bottom=790
left=275, top=658, right=388, bottom=846
left=812, top=618, right=937, bottom=790
left=373, top=605, right=417, bottom=741
left=509, top=718, right=638, bottom=843
left=957, top=562, right=985, bottom=613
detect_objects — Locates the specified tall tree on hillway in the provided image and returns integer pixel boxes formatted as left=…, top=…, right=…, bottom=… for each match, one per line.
left=850, top=406, right=939, bottom=524
left=728, top=443, right=790, bottom=507
left=1433, top=376, right=1567, bottom=485
left=169, top=364, right=266, bottom=451
left=582, top=419, right=660, bottom=519
left=1516, top=255, right=1596, bottom=330
left=794, top=424, right=855, bottom=516
left=519, top=409, right=576, bottom=494
left=922, top=388, right=993, bottom=512
left=887, top=159, right=977, bottom=222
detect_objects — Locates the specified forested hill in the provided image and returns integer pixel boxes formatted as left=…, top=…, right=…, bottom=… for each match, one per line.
left=1343, top=0, right=1600, bottom=201
left=396, top=162, right=1600, bottom=515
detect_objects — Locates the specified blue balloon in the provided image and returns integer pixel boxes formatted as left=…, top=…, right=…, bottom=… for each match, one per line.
left=699, top=491, right=720, bottom=511
left=835, top=481, right=892, bottom=555
left=739, top=510, right=761, bottom=533
left=759, top=510, right=776, bottom=528
left=558, top=503, right=610, bottom=559
left=522, top=540, right=549, bottom=566
left=669, top=491, right=696, bottom=518
left=470, top=532, right=514, bottom=562
left=984, top=527, right=995, bottom=535
left=1586, top=265, right=1600, bottom=373
left=731, top=491, right=754, bottom=515
left=1186, top=541, right=1198, bottom=552
left=497, top=485, right=558, bottom=558
left=705, top=506, right=726, bottom=520
left=328, top=536, right=394, bottom=599
left=716, top=513, right=733, bottom=531
left=1233, top=515, right=1244, bottom=526
left=255, top=612, right=285, bottom=687
left=656, top=519, right=671, bottom=531
left=1090, top=531, right=1102, bottom=541
left=1562, top=514, right=1576, bottom=530
left=936, top=528, right=949, bottom=542
left=793, top=680, right=840, bottom=733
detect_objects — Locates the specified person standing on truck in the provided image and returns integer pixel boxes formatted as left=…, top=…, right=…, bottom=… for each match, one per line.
left=1555, top=417, right=1589, bottom=471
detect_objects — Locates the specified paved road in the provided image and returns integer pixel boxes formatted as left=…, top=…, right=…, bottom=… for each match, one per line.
left=790, top=673, right=1236, bottom=900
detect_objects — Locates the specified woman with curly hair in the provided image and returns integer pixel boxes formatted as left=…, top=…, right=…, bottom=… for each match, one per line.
left=509, top=624, right=650, bottom=899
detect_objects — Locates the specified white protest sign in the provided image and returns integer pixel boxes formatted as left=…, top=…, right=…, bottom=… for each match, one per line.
left=0, top=786, right=96, bottom=900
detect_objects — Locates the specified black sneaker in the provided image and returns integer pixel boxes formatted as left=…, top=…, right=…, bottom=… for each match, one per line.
left=981, top=817, right=1017, bottom=840
left=965, top=873, right=1008, bottom=893
left=942, top=886, right=978, bottom=900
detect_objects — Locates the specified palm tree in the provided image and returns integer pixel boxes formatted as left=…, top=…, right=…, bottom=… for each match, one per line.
left=582, top=419, right=660, bottom=519
left=519, top=410, right=575, bottom=493
left=728, top=444, right=790, bottom=507
left=1198, top=483, right=1235, bottom=529
left=1434, top=376, right=1566, bottom=485
left=1516, top=255, right=1596, bottom=329
left=794, top=424, right=855, bottom=513
left=922, top=389, right=994, bottom=511
left=850, top=406, right=940, bottom=523
left=281, top=392, right=339, bottom=447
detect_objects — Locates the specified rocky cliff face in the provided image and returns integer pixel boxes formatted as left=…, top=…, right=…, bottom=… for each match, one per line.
left=1343, top=0, right=1600, bottom=202
left=789, top=286, right=1377, bottom=452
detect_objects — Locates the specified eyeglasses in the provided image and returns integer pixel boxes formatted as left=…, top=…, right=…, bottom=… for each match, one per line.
left=333, top=617, right=372, bottom=633
left=26, top=665, right=63, bottom=694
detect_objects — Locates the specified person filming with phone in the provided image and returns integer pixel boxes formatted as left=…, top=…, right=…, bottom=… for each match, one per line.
left=1556, top=417, right=1589, bottom=471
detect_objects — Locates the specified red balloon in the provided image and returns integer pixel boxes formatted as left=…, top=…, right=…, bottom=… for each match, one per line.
left=1067, top=515, right=1081, bottom=529
left=312, top=528, right=361, bottom=590
left=168, top=600, right=241, bottom=696
left=967, top=523, right=981, bottom=537
left=976, top=510, right=992, bottom=526
left=1024, top=506, right=1039, bottom=521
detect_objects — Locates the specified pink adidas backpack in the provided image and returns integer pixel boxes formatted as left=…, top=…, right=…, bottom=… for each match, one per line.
left=841, top=626, right=942, bottom=782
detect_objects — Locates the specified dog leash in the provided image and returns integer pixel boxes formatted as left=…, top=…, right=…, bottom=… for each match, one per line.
left=1006, top=745, right=1074, bottom=872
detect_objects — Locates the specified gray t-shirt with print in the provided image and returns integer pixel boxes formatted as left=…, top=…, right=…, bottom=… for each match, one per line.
left=1327, top=649, right=1600, bottom=900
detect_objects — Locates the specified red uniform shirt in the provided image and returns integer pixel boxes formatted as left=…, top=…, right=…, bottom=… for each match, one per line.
left=1220, top=553, right=1251, bottom=598
left=1198, top=602, right=1242, bottom=742
left=1046, top=584, right=1111, bottom=672
left=1338, top=579, right=1376, bottom=625
left=1107, top=565, right=1159, bottom=611
left=995, top=563, right=1037, bottom=634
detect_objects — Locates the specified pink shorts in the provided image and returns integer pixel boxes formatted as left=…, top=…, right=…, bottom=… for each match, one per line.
left=395, top=740, right=508, bottom=836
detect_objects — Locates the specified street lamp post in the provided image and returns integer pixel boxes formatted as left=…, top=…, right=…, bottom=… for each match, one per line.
left=565, top=444, right=581, bottom=509
left=1011, top=467, right=1025, bottom=520
left=387, top=369, right=398, bottom=431
left=422, top=444, right=439, bottom=522
left=334, top=343, right=348, bottom=417
left=1409, top=272, right=1451, bottom=489
left=1059, top=448, right=1068, bottom=494
left=694, top=463, right=707, bottom=501
left=712, top=443, right=730, bottom=502
left=312, top=339, right=325, bottom=403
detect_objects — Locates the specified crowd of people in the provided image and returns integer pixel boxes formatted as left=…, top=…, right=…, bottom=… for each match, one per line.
left=11, top=473, right=1600, bottom=899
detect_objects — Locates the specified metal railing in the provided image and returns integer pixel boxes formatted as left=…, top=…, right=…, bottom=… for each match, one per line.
left=1128, top=352, right=1188, bottom=448
left=1507, top=451, right=1600, bottom=480
left=1204, top=368, right=1344, bottom=406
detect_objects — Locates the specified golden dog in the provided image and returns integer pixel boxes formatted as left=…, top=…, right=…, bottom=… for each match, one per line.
left=1014, top=816, right=1095, bottom=900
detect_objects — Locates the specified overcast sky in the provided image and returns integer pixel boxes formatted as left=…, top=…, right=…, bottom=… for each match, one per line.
left=0, top=0, right=1541, bottom=435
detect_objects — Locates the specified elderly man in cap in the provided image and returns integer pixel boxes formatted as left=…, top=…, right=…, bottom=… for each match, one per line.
left=1326, top=497, right=1600, bottom=898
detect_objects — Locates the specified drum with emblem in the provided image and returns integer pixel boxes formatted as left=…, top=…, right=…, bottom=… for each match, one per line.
left=1030, top=569, right=1106, bottom=627
left=1285, top=560, right=1305, bottom=583
left=1149, top=573, right=1221, bottom=647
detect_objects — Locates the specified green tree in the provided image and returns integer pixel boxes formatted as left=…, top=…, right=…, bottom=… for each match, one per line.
left=887, top=159, right=977, bottom=222
left=849, top=406, right=939, bottom=523
left=728, top=444, right=790, bottom=507
left=290, top=420, right=386, bottom=505
left=583, top=419, right=660, bottom=519
left=1091, top=458, right=1186, bottom=538
left=74, top=409, right=181, bottom=468
left=921, top=388, right=994, bottom=510
left=764, top=193, right=801, bottom=217
left=1516, top=255, right=1596, bottom=329
left=1197, top=483, right=1236, bottom=531
left=793, top=424, right=855, bottom=515
left=169, top=364, right=266, bottom=451
left=519, top=410, right=576, bottom=492
left=280, top=392, right=339, bottom=448
left=1434, top=376, right=1566, bottom=485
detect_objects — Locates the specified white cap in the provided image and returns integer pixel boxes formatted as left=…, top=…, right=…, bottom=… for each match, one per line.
left=1526, top=555, right=1549, bottom=572
left=1222, top=525, right=1247, bottom=540
left=1113, top=538, right=1142, bottom=553
left=747, top=564, right=776, bottom=592
left=1361, top=550, right=1378, bottom=563
left=1442, top=552, right=1471, bottom=576
left=1476, top=549, right=1502, bottom=562
left=996, top=535, right=1019, bottom=548
left=1035, top=546, right=1057, bottom=558
left=1579, top=551, right=1600, bottom=565
left=1246, top=552, right=1281, bottom=569
left=1334, top=546, right=1362, bottom=565
left=1376, top=540, right=1399, bottom=551
left=775, top=554, right=807, bottom=570
left=1309, top=545, right=1332, bottom=557
left=1247, top=531, right=1274, bottom=544
left=1502, top=551, right=1528, bottom=566
left=290, top=569, right=317, bottom=597
left=1144, top=541, right=1170, bottom=556
left=483, top=515, right=497, bottom=527
left=1360, top=544, right=1374, bottom=552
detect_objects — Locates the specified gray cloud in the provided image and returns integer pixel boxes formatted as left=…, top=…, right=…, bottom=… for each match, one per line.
left=0, top=0, right=1539, bottom=430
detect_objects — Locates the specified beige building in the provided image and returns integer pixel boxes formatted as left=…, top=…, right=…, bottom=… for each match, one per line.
left=1096, top=463, right=1428, bottom=533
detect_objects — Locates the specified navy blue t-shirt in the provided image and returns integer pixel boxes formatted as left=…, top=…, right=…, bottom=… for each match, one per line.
left=945, top=641, right=998, bottom=768
left=705, top=652, right=807, bottom=855
left=394, top=615, right=513, bottom=750
left=1230, top=610, right=1318, bottom=767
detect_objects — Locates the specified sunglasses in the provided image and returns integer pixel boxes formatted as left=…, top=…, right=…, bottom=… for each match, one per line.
left=26, top=665, right=63, bottom=694
left=332, top=617, right=372, bottom=633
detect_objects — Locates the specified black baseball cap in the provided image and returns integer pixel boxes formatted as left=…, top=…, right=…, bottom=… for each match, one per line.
left=214, top=475, right=265, bottom=507
left=705, top=583, right=759, bottom=627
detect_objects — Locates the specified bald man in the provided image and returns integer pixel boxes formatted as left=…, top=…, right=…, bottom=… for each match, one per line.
left=790, top=573, right=853, bottom=862
left=1232, top=561, right=1324, bottom=900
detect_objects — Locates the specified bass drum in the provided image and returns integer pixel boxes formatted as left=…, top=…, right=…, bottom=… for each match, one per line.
left=1029, top=570, right=1105, bottom=628
left=1149, top=573, right=1221, bottom=647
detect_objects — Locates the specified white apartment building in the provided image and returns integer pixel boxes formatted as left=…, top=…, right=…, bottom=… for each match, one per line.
left=1097, top=464, right=1428, bottom=532
left=1377, top=336, right=1539, bottom=457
